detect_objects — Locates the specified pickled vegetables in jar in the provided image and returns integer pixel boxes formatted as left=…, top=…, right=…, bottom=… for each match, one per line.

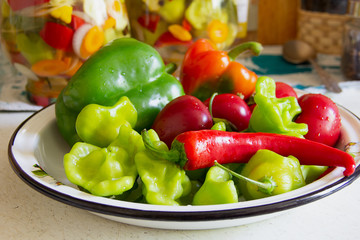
left=125, top=0, right=238, bottom=66
left=0, top=0, right=130, bottom=106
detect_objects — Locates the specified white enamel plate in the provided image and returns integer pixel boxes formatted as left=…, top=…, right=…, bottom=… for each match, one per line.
left=8, top=104, right=360, bottom=230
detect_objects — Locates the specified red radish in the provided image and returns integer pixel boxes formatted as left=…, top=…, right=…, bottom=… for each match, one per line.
left=204, top=93, right=251, bottom=131
left=275, top=82, right=298, bottom=98
left=152, top=95, right=213, bottom=147
left=295, top=93, right=341, bottom=147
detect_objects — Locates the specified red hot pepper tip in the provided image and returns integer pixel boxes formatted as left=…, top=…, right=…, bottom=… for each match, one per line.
left=149, top=130, right=356, bottom=177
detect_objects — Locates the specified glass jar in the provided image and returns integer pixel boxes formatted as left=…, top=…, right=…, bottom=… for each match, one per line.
left=234, top=0, right=249, bottom=39
left=125, top=0, right=238, bottom=67
left=341, top=0, right=360, bottom=80
left=0, top=0, right=130, bottom=106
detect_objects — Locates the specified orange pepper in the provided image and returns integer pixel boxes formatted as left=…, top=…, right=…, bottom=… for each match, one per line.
left=168, top=24, right=192, bottom=42
left=220, top=61, right=258, bottom=99
left=62, top=56, right=72, bottom=66
left=64, top=59, right=83, bottom=77
left=207, top=20, right=229, bottom=44
left=180, top=39, right=230, bottom=98
left=113, top=0, right=121, bottom=12
left=80, top=26, right=104, bottom=59
left=80, top=44, right=92, bottom=59
left=31, top=59, right=68, bottom=77
left=55, top=50, right=65, bottom=60
left=180, top=39, right=262, bottom=101
left=103, top=17, right=116, bottom=30
left=53, top=51, right=82, bottom=77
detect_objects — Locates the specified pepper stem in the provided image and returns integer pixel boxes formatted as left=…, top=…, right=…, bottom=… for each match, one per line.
left=214, top=161, right=277, bottom=195
left=227, top=41, right=263, bottom=62
left=208, top=92, right=218, bottom=119
left=345, top=142, right=360, bottom=157
left=208, top=92, right=237, bottom=131
left=164, top=63, right=177, bottom=74
left=141, top=129, right=180, bottom=163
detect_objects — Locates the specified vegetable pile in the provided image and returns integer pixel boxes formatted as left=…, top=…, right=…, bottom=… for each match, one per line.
left=56, top=37, right=356, bottom=206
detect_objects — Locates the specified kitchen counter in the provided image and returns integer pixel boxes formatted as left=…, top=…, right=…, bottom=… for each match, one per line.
left=2, top=46, right=360, bottom=239
left=1, top=110, right=360, bottom=239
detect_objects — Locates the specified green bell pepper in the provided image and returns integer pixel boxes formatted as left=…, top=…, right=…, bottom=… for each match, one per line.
left=64, top=123, right=143, bottom=197
left=247, top=76, right=308, bottom=138
left=134, top=129, right=191, bottom=206
left=75, top=96, right=137, bottom=148
left=56, top=38, right=184, bottom=146
left=239, top=149, right=306, bottom=200
left=192, top=166, right=238, bottom=205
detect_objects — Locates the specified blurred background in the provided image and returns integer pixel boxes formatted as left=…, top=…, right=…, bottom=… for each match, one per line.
left=241, top=0, right=349, bottom=51
left=0, top=0, right=356, bottom=107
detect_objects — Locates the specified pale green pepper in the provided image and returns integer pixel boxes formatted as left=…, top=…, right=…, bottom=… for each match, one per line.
left=248, top=76, right=308, bottom=138
left=135, top=130, right=191, bottom=206
left=192, top=166, right=238, bottom=205
left=158, top=0, right=186, bottom=24
left=185, top=0, right=229, bottom=30
left=103, top=28, right=124, bottom=44
left=301, top=165, right=328, bottom=184
left=75, top=96, right=137, bottom=148
left=16, top=32, right=54, bottom=64
left=64, top=124, right=142, bottom=197
left=211, top=121, right=227, bottom=131
left=239, top=149, right=306, bottom=200
left=179, top=180, right=202, bottom=205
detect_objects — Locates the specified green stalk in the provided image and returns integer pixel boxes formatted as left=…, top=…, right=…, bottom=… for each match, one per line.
left=164, top=63, right=177, bottom=74
left=227, top=41, right=263, bottom=62
left=141, top=129, right=180, bottom=162
left=208, top=92, right=237, bottom=131
left=214, top=161, right=277, bottom=195
left=208, top=92, right=218, bottom=119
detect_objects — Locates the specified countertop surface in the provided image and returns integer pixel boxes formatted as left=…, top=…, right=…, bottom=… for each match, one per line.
left=2, top=46, right=360, bottom=239
left=2, top=111, right=360, bottom=239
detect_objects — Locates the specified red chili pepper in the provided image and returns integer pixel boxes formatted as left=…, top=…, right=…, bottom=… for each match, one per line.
left=70, top=15, right=86, bottom=31
left=40, top=22, right=74, bottom=50
left=182, top=19, right=192, bottom=31
left=142, top=130, right=356, bottom=176
left=180, top=39, right=262, bottom=101
left=7, top=0, right=49, bottom=11
left=137, top=13, right=161, bottom=33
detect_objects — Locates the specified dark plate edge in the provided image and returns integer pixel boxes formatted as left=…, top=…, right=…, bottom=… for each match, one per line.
left=7, top=104, right=360, bottom=222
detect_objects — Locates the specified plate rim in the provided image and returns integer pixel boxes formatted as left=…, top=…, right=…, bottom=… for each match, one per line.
left=7, top=103, right=360, bottom=222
